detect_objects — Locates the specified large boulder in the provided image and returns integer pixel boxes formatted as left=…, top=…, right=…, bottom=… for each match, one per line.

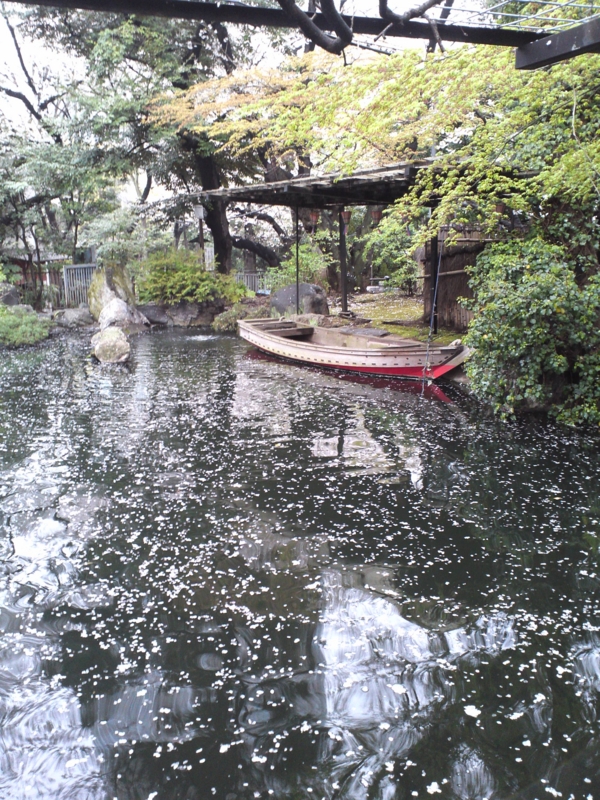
left=0, top=283, right=20, bottom=306
left=136, top=299, right=225, bottom=327
left=135, top=303, right=170, bottom=326
left=91, top=327, right=130, bottom=363
left=88, top=265, right=136, bottom=321
left=270, top=283, right=329, bottom=317
left=53, top=307, right=95, bottom=328
left=98, top=298, right=149, bottom=333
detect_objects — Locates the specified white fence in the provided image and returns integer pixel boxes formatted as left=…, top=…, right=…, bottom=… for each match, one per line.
left=234, top=273, right=272, bottom=294
left=63, top=264, right=97, bottom=308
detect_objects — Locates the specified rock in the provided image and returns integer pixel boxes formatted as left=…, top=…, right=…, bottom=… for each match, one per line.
left=136, top=303, right=170, bottom=326
left=87, top=265, right=136, bottom=321
left=98, top=298, right=149, bottom=334
left=91, top=327, right=130, bottom=363
left=10, top=304, right=35, bottom=315
left=137, top=300, right=225, bottom=327
left=53, top=307, right=95, bottom=328
left=0, top=283, right=20, bottom=306
left=270, top=283, right=329, bottom=317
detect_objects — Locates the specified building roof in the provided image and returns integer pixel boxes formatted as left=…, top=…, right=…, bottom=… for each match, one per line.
left=198, top=160, right=431, bottom=209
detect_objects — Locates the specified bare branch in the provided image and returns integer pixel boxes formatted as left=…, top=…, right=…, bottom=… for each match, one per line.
left=232, top=236, right=281, bottom=267
left=423, top=13, right=445, bottom=52
left=3, top=15, right=37, bottom=98
left=140, top=172, right=153, bottom=203
left=276, top=0, right=350, bottom=54
left=427, top=0, right=453, bottom=52
left=232, top=207, right=289, bottom=240
left=0, top=85, right=43, bottom=123
left=319, top=0, right=353, bottom=44
left=379, top=0, right=442, bottom=26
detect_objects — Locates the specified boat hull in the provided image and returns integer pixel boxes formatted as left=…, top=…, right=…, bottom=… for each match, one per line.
left=238, top=319, right=468, bottom=381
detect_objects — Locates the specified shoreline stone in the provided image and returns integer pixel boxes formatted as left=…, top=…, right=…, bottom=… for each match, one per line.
left=270, top=283, right=329, bottom=317
left=137, top=299, right=225, bottom=327
left=91, top=327, right=130, bottom=363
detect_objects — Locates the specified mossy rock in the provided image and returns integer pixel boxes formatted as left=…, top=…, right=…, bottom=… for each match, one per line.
left=212, top=300, right=271, bottom=333
left=88, top=265, right=136, bottom=321
left=91, top=327, right=131, bottom=363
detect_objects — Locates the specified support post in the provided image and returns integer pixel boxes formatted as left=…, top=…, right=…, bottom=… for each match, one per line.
left=339, top=207, right=348, bottom=314
left=430, top=234, right=438, bottom=335
left=295, top=206, right=300, bottom=315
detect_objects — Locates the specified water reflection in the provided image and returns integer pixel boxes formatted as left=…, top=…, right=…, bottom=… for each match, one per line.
left=0, top=330, right=599, bottom=799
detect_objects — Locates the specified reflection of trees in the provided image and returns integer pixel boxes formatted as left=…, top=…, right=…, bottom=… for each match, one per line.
left=2, top=335, right=600, bottom=798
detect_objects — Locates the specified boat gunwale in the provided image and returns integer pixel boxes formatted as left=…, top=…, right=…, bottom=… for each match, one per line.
left=238, top=319, right=464, bottom=363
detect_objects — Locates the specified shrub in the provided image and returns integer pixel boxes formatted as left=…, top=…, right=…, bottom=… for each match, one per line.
left=136, top=249, right=247, bottom=306
left=0, top=305, right=51, bottom=347
left=361, top=213, right=419, bottom=294
left=463, top=238, right=600, bottom=424
left=266, top=243, right=332, bottom=293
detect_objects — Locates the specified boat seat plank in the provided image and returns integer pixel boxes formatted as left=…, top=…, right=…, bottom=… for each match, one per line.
left=269, top=326, right=314, bottom=338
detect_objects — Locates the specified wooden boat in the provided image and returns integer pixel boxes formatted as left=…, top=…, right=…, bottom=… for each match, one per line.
left=238, top=318, right=469, bottom=381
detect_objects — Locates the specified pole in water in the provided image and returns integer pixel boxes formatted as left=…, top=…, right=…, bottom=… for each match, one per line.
left=296, top=206, right=300, bottom=315
left=430, top=234, right=439, bottom=335
left=339, top=208, right=348, bottom=314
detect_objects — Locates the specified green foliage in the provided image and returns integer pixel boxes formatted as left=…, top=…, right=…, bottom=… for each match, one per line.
left=0, top=305, right=51, bottom=348
left=464, top=238, right=600, bottom=425
left=80, top=207, right=172, bottom=269
left=361, top=214, right=419, bottom=293
left=137, top=249, right=247, bottom=306
left=267, top=241, right=332, bottom=293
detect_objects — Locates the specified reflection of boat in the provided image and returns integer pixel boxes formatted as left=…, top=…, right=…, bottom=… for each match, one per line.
left=238, top=318, right=469, bottom=381
left=245, top=349, right=453, bottom=403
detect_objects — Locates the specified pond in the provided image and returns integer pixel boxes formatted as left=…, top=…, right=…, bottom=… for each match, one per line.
left=0, top=329, right=599, bottom=800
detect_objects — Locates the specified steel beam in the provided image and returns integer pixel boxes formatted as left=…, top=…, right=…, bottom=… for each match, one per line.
left=516, top=16, right=600, bottom=69
left=8, top=0, right=541, bottom=47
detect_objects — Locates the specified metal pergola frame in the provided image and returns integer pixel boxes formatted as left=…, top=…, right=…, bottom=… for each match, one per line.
left=8, top=0, right=600, bottom=68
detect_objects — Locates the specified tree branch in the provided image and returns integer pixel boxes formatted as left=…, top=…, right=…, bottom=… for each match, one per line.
left=427, top=0, right=453, bottom=52
left=276, top=0, right=351, bottom=54
left=319, top=0, right=353, bottom=44
left=3, top=16, right=37, bottom=98
left=0, top=86, right=63, bottom=144
left=232, top=236, right=281, bottom=267
left=140, top=171, right=152, bottom=203
left=379, top=0, right=442, bottom=26
left=0, top=85, right=42, bottom=123
left=232, top=207, right=289, bottom=240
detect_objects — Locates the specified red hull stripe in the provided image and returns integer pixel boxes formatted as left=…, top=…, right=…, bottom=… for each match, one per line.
left=253, top=345, right=456, bottom=381
left=318, top=362, right=455, bottom=380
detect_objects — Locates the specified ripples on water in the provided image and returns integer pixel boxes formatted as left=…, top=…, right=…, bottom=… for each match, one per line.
left=0, top=330, right=599, bottom=800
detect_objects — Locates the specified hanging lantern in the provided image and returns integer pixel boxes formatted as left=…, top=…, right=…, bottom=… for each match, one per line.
left=371, top=208, right=383, bottom=225
left=341, top=209, right=352, bottom=226
left=309, top=209, right=320, bottom=225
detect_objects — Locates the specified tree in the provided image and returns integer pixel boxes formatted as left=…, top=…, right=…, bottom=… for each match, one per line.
left=15, top=6, right=293, bottom=272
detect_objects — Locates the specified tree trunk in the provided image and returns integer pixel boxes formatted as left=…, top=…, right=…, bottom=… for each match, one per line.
left=179, top=131, right=232, bottom=273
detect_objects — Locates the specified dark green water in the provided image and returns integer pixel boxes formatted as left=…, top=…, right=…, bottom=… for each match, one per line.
left=1, top=329, right=599, bottom=800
